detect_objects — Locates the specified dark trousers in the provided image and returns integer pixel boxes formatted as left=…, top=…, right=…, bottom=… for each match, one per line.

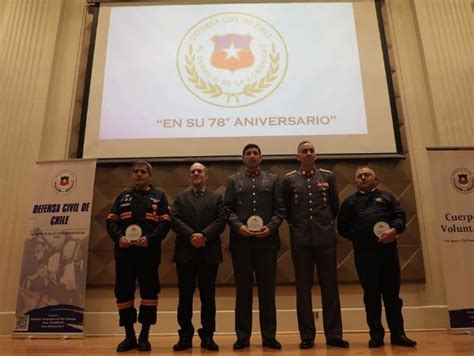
left=354, top=246, right=404, bottom=339
left=176, top=262, right=219, bottom=339
left=292, top=245, right=343, bottom=341
left=231, top=248, right=277, bottom=341
left=115, top=258, right=160, bottom=326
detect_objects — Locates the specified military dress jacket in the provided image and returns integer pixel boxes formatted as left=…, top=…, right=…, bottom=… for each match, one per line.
left=171, top=188, right=226, bottom=264
left=282, top=168, right=339, bottom=247
left=224, top=171, right=285, bottom=251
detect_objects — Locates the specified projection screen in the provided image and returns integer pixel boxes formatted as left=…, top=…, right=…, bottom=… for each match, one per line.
left=83, top=1, right=400, bottom=159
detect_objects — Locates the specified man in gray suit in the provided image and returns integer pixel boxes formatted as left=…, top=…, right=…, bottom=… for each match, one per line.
left=282, top=141, right=349, bottom=349
left=224, top=143, right=285, bottom=350
left=171, top=162, right=226, bottom=352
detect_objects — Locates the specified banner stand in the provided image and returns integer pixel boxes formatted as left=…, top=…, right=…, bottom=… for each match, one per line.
left=427, top=147, right=474, bottom=332
left=13, top=160, right=96, bottom=338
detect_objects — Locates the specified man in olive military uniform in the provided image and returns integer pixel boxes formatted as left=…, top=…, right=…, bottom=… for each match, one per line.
left=282, top=141, right=349, bottom=349
left=224, top=143, right=285, bottom=350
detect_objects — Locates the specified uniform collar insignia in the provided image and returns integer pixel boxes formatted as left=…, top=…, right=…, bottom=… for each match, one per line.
left=301, top=169, right=315, bottom=177
left=246, top=170, right=261, bottom=178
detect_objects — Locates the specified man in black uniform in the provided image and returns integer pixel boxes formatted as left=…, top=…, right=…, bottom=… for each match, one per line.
left=106, top=160, right=171, bottom=352
left=171, top=162, right=226, bottom=352
left=337, top=166, right=417, bottom=348
left=282, top=141, right=349, bottom=349
left=224, top=143, right=285, bottom=350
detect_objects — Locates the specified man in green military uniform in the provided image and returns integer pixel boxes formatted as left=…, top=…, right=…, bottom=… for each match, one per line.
left=224, top=143, right=285, bottom=350
left=282, top=141, right=349, bottom=349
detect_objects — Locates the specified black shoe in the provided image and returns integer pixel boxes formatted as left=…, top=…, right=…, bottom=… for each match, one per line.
left=326, top=338, right=350, bottom=348
left=116, top=335, right=138, bottom=352
left=173, top=338, right=192, bottom=351
left=262, top=338, right=282, bottom=349
left=391, top=335, right=417, bottom=347
left=368, top=337, right=384, bottom=348
left=299, top=339, right=314, bottom=349
left=201, top=337, right=219, bottom=351
left=137, top=337, right=151, bottom=352
left=233, top=339, right=250, bottom=350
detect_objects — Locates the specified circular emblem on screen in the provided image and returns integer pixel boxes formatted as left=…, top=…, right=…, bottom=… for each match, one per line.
left=177, top=12, right=288, bottom=108
left=450, top=168, right=473, bottom=194
left=52, top=170, right=77, bottom=195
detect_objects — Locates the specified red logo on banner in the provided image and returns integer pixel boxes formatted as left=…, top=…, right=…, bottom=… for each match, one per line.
left=450, top=168, right=473, bottom=194
left=52, top=171, right=76, bottom=195
left=60, top=176, right=70, bottom=187
left=457, top=174, right=468, bottom=185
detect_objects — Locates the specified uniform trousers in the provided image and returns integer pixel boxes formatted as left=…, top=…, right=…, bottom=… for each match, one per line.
left=231, top=248, right=277, bottom=341
left=115, top=258, right=160, bottom=326
left=292, top=245, right=343, bottom=341
left=354, top=246, right=404, bottom=339
left=176, top=262, right=219, bottom=339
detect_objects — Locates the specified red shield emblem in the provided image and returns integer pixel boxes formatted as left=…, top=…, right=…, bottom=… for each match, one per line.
left=457, top=174, right=468, bottom=185
left=210, top=34, right=254, bottom=72
left=60, top=176, right=70, bottom=187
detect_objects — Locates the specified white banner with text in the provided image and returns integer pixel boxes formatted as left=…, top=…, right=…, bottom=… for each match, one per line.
left=13, top=160, right=96, bottom=337
left=427, top=148, right=474, bottom=329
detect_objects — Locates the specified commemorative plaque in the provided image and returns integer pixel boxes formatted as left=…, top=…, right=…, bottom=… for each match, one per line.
left=125, top=224, right=142, bottom=242
left=373, top=221, right=390, bottom=239
left=247, top=215, right=264, bottom=232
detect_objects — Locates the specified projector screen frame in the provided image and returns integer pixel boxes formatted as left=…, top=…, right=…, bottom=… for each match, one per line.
left=77, top=0, right=404, bottom=162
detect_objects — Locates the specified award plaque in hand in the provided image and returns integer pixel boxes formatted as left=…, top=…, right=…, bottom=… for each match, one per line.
left=373, top=221, right=390, bottom=239
left=125, top=224, right=142, bottom=242
left=247, top=215, right=264, bottom=232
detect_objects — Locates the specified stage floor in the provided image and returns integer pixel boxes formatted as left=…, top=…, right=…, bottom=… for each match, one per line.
left=3, top=331, right=473, bottom=355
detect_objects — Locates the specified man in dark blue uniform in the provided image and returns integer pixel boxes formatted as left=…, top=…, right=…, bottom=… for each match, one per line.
left=106, top=160, right=171, bottom=352
left=282, top=141, right=349, bottom=349
left=224, top=143, right=285, bottom=350
left=337, top=166, right=417, bottom=348
left=171, top=162, right=226, bottom=352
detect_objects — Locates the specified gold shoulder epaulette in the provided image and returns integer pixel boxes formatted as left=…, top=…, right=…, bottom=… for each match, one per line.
left=319, top=168, right=333, bottom=174
left=285, top=170, right=297, bottom=176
